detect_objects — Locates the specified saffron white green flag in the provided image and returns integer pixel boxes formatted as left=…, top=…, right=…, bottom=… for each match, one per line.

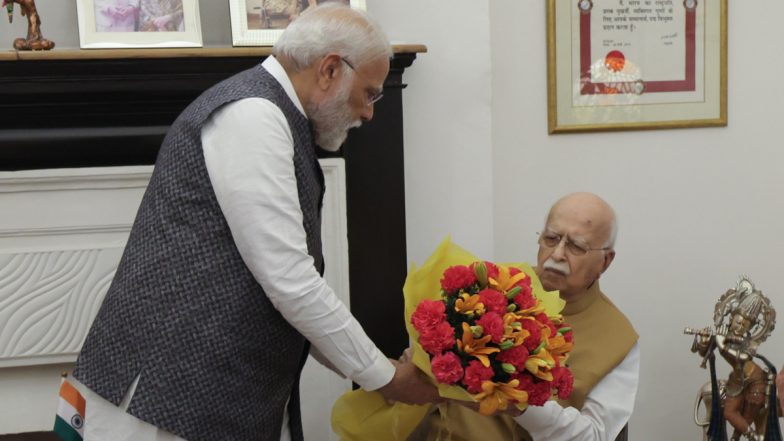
left=54, top=376, right=85, bottom=441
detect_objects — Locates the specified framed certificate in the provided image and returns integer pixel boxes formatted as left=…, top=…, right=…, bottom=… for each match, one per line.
left=547, top=0, right=727, bottom=133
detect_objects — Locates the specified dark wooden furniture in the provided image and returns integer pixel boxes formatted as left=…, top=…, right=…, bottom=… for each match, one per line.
left=0, top=46, right=424, bottom=360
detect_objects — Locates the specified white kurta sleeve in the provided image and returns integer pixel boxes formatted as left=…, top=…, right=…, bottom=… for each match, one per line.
left=513, top=343, right=640, bottom=441
left=201, top=98, right=395, bottom=391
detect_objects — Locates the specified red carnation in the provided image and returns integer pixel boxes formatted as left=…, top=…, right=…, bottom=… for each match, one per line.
left=514, top=272, right=532, bottom=286
left=440, top=265, right=477, bottom=293
left=462, top=360, right=494, bottom=393
left=536, top=313, right=558, bottom=337
left=521, top=319, right=543, bottom=353
left=484, top=262, right=500, bottom=281
left=479, top=288, right=508, bottom=315
left=510, top=268, right=533, bottom=290
left=562, top=328, right=574, bottom=343
left=411, top=300, right=446, bottom=334
left=419, top=321, right=456, bottom=355
left=514, top=373, right=552, bottom=406
left=535, top=312, right=551, bottom=326
left=476, top=312, right=505, bottom=343
left=496, top=344, right=528, bottom=371
left=552, top=366, right=574, bottom=400
left=431, top=352, right=464, bottom=385
left=514, top=286, right=536, bottom=311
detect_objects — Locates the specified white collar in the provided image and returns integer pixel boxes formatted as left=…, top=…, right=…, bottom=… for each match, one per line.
left=262, top=56, right=306, bottom=117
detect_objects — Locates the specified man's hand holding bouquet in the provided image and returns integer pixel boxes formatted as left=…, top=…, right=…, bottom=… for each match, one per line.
left=332, top=239, right=574, bottom=440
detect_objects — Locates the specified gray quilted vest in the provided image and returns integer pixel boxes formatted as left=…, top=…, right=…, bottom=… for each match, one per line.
left=74, top=64, right=324, bottom=441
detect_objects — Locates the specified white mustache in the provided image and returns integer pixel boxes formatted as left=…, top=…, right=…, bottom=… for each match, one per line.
left=543, top=258, right=570, bottom=276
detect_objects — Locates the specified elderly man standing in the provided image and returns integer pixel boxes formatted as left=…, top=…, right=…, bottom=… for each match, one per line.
left=71, top=4, right=436, bottom=441
left=414, top=192, right=639, bottom=441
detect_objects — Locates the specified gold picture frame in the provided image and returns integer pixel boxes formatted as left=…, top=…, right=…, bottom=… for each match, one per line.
left=229, top=0, right=366, bottom=47
left=547, top=0, right=727, bottom=133
left=76, top=0, right=202, bottom=49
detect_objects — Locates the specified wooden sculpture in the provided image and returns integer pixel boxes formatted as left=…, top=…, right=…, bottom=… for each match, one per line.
left=3, top=0, right=55, bottom=50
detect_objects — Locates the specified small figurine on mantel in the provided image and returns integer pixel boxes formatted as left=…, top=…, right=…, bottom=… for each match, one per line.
left=685, top=276, right=782, bottom=441
left=3, top=0, right=55, bottom=51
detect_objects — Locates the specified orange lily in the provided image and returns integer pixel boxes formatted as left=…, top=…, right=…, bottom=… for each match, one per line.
left=547, top=332, right=574, bottom=354
left=546, top=328, right=574, bottom=365
left=457, top=322, right=500, bottom=367
left=454, top=293, right=485, bottom=316
left=549, top=314, right=566, bottom=326
left=516, top=301, right=546, bottom=316
left=525, top=346, right=556, bottom=381
left=502, top=313, right=530, bottom=347
left=488, top=264, right=528, bottom=293
left=473, top=379, right=529, bottom=415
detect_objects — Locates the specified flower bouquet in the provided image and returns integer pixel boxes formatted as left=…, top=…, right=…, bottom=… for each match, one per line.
left=410, top=259, right=574, bottom=416
left=331, top=238, right=573, bottom=441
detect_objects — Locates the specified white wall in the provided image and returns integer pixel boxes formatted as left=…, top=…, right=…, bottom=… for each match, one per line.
left=370, top=1, right=495, bottom=265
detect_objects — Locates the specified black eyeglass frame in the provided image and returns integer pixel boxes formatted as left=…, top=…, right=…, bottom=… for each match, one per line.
left=340, top=57, right=384, bottom=107
left=536, top=231, right=611, bottom=256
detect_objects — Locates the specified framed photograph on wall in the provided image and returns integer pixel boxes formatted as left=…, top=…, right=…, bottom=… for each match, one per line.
left=229, top=0, right=366, bottom=47
left=76, top=0, right=202, bottom=49
left=547, top=0, right=727, bottom=133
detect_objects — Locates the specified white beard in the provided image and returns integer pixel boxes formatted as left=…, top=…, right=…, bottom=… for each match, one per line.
left=306, top=77, right=361, bottom=152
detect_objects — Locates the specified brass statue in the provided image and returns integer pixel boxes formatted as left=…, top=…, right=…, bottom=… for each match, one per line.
left=685, top=277, right=781, bottom=441
left=3, top=0, right=55, bottom=50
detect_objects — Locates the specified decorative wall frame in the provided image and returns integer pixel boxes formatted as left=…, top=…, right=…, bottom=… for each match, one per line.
left=547, top=0, right=727, bottom=133
left=76, top=0, right=202, bottom=49
left=229, top=0, right=366, bottom=47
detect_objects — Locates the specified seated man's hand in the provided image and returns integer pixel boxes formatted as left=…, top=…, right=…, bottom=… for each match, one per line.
left=398, top=347, right=413, bottom=363
left=377, top=357, right=441, bottom=405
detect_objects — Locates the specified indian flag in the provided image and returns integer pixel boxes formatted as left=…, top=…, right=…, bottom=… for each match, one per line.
left=53, top=375, right=85, bottom=441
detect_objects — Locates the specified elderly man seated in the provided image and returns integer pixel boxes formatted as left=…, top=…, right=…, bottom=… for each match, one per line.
left=410, top=192, right=639, bottom=441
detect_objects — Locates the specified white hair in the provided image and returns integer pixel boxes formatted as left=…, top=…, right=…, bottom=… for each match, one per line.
left=272, top=2, right=392, bottom=71
left=541, top=195, right=619, bottom=250
left=603, top=215, right=618, bottom=249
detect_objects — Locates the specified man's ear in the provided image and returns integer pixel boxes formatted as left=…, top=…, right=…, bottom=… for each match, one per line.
left=601, top=249, right=616, bottom=274
left=316, top=53, right=344, bottom=90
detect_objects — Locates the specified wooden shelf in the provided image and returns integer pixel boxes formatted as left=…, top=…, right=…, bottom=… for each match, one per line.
left=0, top=44, right=427, bottom=61
left=0, top=45, right=424, bottom=135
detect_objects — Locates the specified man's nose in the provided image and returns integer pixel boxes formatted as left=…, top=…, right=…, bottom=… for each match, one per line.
left=360, top=104, right=374, bottom=122
left=551, top=240, right=568, bottom=261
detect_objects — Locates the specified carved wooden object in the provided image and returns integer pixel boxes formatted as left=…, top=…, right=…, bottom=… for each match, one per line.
left=3, top=0, right=55, bottom=51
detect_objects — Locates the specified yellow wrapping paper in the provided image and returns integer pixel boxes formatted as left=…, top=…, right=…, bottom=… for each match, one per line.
left=331, top=238, right=564, bottom=441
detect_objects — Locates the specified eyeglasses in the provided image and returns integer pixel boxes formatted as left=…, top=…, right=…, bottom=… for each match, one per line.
left=537, top=231, right=610, bottom=257
left=341, top=57, right=384, bottom=107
